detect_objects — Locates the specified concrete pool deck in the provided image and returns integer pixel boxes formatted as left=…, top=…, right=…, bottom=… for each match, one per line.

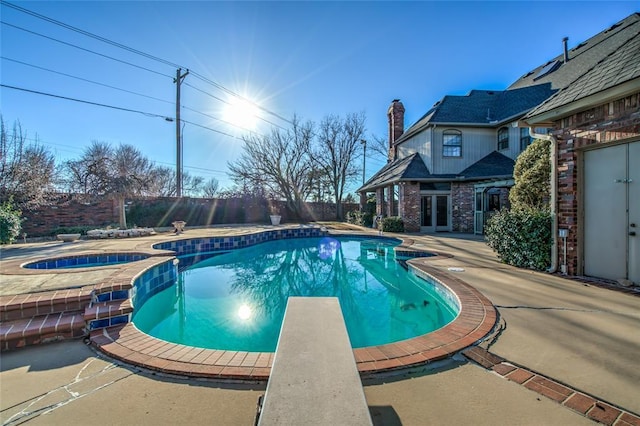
left=1, top=224, right=639, bottom=424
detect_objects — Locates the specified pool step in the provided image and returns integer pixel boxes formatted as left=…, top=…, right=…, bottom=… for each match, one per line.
left=0, top=289, right=92, bottom=322
left=85, top=299, right=133, bottom=330
left=0, top=311, right=86, bottom=351
left=0, top=286, right=131, bottom=351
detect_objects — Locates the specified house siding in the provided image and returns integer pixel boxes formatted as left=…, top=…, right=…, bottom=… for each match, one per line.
left=432, top=127, right=497, bottom=175
left=554, top=92, right=640, bottom=276
left=397, top=130, right=432, bottom=171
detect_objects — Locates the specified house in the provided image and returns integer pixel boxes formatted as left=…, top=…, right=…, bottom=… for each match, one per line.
left=524, top=14, right=640, bottom=284
left=359, top=13, right=640, bottom=238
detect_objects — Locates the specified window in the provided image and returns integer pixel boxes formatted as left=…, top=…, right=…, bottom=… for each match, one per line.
left=443, top=130, right=462, bottom=157
left=497, top=127, right=509, bottom=150
left=520, top=127, right=532, bottom=151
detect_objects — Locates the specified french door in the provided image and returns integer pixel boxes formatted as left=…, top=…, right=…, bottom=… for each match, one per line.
left=421, top=194, right=450, bottom=232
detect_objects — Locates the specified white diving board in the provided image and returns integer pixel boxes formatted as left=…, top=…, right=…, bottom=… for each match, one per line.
left=257, top=297, right=372, bottom=426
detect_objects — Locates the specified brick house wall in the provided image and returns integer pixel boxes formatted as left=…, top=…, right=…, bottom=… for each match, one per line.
left=553, top=92, right=640, bottom=275
left=399, top=182, right=420, bottom=232
left=452, top=182, right=475, bottom=233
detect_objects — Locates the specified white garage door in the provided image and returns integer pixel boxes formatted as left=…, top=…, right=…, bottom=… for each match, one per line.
left=584, top=141, right=639, bottom=284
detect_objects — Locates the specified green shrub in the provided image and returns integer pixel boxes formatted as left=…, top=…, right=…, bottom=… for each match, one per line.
left=484, top=208, right=551, bottom=270
left=0, top=200, right=23, bottom=244
left=346, top=210, right=374, bottom=227
left=381, top=216, right=404, bottom=233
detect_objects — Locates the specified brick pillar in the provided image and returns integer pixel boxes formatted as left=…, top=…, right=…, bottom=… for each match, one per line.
left=385, top=185, right=396, bottom=216
left=387, top=100, right=405, bottom=162
left=399, top=182, right=420, bottom=232
left=359, top=192, right=367, bottom=211
left=451, top=182, right=474, bottom=233
left=375, top=188, right=385, bottom=216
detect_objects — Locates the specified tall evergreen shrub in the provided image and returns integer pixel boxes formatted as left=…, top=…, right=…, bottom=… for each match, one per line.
left=485, top=208, right=551, bottom=270
left=485, top=138, right=552, bottom=270
left=0, top=200, right=23, bottom=244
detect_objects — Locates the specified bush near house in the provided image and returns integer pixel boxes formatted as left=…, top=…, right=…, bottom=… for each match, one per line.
left=381, top=216, right=404, bottom=233
left=0, top=200, right=23, bottom=244
left=485, top=208, right=551, bottom=270
left=346, top=210, right=374, bottom=227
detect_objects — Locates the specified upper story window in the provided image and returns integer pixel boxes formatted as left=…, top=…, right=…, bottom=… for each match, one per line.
left=443, top=130, right=462, bottom=157
left=520, top=127, right=532, bottom=151
left=497, top=127, right=509, bottom=150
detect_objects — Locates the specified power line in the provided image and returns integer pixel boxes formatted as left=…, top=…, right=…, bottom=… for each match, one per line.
left=1, top=84, right=248, bottom=140
left=1, top=56, right=174, bottom=105
left=18, top=135, right=229, bottom=176
left=1, top=1, right=293, bottom=127
left=1, top=0, right=181, bottom=69
left=1, top=83, right=171, bottom=119
left=0, top=21, right=173, bottom=79
left=2, top=56, right=266, bottom=137
left=184, top=81, right=286, bottom=131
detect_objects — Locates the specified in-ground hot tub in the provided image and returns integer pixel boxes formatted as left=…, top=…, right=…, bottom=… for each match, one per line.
left=23, top=253, right=150, bottom=270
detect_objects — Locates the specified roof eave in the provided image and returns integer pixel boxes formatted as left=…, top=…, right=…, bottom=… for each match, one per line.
left=526, top=78, right=640, bottom=125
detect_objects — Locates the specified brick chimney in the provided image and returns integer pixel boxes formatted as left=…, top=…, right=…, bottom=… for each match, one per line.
left=387, top=99, right=405, bottom=162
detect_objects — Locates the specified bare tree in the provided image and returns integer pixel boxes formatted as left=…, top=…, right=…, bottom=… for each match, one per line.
left=63, top=141, right=113, bottom=195
left=201, top=177, right=219, bottom=198
left=228, top=116, right=315, bottom=218
left=110, top=144, right=155, bottom=228
left=62, top=141, right=157, bottom=228
left=314, top=112, right=366, bottom=219
left=0, top=116, right=57, bottom=207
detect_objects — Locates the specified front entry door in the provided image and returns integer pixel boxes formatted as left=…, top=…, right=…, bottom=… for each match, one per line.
left=421, top=194, right=450, bottom=232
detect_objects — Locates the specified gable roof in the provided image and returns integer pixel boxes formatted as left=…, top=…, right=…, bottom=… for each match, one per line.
left=459, top=151, right=515, bottom=179
left=510, top=13, right=640, bottom=92
left=359, top=151, right=514, bottom=192
left=396, top=13, right=640, bottom=146
left=527, top=28, right=640, bottom=121
left=396, top=84, right=556, bottom=144
left=358, top=153, right=432, bottom=192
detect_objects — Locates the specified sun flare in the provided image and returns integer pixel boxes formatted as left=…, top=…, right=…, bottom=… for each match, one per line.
left=224, top=97, right=258, bottom=130
left=237, top=304, right=253, bottom=320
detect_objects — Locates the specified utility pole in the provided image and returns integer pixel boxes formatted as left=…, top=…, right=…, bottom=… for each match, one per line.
left=360, top=139, right=367, bottom=185
left=175, top=68, right=189, bottom=197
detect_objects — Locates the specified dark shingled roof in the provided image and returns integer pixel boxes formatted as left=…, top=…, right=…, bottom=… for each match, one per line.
left=397, top=84, right=556, bottom=144
left=510, top=13, right=640, bottom=91
left=528, top=28, right=640, bottom=118
left=359, top=151, right=515, bottom=191
left=459, top=151, right=515, bottom=179
left=359, top=153, right=431, bottom=192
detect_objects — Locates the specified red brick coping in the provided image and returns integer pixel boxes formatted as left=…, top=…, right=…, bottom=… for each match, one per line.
left=463, top=347, right=640, bottom=426
left=91, top=257, right=497, bottom=381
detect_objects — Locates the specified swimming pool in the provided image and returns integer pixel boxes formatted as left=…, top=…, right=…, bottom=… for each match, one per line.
left=132, top=236, right=458, bottom=352
left=23, top=253, right=150, bottom=269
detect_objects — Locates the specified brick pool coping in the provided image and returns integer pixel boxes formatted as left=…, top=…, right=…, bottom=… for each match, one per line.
left=89, top=234, right=497, bottom=381
left=1, top=229, right=497, bottom=381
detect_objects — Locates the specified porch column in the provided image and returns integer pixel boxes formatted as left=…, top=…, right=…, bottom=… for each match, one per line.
left=385, top=185, right=395, bottom=217
left=399, top=182, right=420, bottom=232
left=375, top=187, right=385, bottom=216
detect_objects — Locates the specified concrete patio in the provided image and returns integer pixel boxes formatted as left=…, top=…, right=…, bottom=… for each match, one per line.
left=1, top=225, right=638, bottom=425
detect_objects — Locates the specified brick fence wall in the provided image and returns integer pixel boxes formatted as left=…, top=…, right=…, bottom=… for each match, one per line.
left=19, top=194, right=358, bottom=237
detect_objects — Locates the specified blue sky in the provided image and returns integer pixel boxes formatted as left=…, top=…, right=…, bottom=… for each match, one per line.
left=1, top=1, right=637, bottom=192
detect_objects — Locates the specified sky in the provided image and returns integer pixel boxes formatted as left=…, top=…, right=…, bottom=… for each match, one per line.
left=1, top=0, right=638, bottom=194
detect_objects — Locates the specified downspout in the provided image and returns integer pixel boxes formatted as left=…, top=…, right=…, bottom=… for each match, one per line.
left=529, top=127, right=558, bottom=273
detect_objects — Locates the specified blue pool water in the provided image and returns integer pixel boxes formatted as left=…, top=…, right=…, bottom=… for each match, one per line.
left=132, top=237, right=458, bottom=352
left=24, top=253, right=149, bottom=269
